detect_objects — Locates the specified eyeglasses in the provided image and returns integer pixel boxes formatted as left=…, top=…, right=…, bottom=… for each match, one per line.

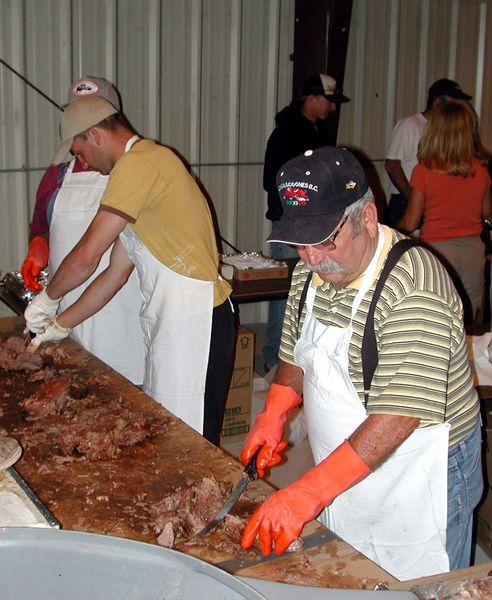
left=295, top=215, right=349, bottom=252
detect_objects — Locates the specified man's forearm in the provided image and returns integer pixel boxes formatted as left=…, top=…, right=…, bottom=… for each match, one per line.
left=385, top=160, right=410, bottom=197
left=45, top=209, right=129, bottom=300
left=46, top=246, right=101, bottom=300
left=348, top=413, right=420, bottom=470
left=56, top=261, right=133, bottom=329
left=274, top=360, right=304, bottom=396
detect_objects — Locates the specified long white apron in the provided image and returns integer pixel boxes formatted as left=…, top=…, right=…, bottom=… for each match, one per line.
left=49, top=159, right=145, bottom=385
left=118, top=225, right=213, bottom=435
left=294, top=227, right=450, bottom=581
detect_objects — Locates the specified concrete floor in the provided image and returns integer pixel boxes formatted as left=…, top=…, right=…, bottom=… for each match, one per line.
left=220, top=321, right=492, bottom=567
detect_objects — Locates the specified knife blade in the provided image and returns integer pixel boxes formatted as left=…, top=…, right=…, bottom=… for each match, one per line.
left=193, top=449, right=260, bottom=539
left=214, top=529, right=340, bottom=573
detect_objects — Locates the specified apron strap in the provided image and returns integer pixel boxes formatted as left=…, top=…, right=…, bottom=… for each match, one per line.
left=362, top=238, right=418, bottom=404
left=297, top=271, right=313, bottom=325
left=47, top=161, right=72, bottom=228
left=57, top=161, right=71, bottom=185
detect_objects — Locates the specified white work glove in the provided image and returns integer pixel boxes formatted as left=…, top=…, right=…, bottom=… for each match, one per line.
left=24, top=289, right=61, bottom=334
left=27, top=318, right=72, bottom=352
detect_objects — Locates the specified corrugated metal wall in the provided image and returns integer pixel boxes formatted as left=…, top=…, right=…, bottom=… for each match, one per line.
left=338, top=0, right=492, bottom=211
left=1, top=0, right=491, bottom=322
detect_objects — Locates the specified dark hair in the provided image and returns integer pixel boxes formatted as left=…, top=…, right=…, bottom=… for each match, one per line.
left=95, top=112, right=139, bottom=135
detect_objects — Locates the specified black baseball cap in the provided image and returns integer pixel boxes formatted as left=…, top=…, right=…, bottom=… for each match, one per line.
left=267, top=147, right=368, bottom=246
left=428, top=78, right=472, bottom=103
left=301, top=74, right=350, bottom=104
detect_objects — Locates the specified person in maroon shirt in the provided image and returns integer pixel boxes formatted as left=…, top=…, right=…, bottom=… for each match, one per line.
left=22, top=77, right=122, bottom=291
left=21, top=77, right=145, bottom=386
left=25, top=158, right=99, bottom=291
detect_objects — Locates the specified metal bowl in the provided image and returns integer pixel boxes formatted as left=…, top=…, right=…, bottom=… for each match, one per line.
left=0, top=270, right=48, bottom=316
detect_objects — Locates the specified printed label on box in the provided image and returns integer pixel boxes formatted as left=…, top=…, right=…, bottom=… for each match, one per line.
left=220, top=326, right=255, bottom=442
left=231, top=366, right=252, bottom=389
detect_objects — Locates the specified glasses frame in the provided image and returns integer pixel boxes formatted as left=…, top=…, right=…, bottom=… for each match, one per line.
left=295, top=214, right=349, bottom=252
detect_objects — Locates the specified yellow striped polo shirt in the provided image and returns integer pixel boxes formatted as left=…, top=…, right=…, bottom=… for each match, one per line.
left=279, top=226, right=479, bottom=447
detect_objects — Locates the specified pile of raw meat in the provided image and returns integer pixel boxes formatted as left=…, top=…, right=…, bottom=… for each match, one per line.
left=19, top=389, right=171, bottom=460
left=411, top=576, right=492, bottom=599
left=0, top=334, right=44, bottom=371
left=148, top=474, right=250, bottom=554
left=0, top=335, right=170, bottom=460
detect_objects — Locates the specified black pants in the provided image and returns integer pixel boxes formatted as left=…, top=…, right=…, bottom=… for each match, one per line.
left=385, top=193, right=407, bottom=228
left=203, top=299, right=237, bottom=445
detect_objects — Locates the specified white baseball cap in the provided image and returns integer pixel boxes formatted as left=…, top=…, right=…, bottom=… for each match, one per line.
left=52, top=96, right=118, bottom=165
left=300, top=73, right=350, bottom=103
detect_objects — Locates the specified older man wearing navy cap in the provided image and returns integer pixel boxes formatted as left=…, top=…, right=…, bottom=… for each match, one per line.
left=241, top=146, right=482, bottom=580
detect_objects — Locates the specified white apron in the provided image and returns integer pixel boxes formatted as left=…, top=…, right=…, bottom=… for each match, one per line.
left=49, top=158, right=145, bottom=385
left=117, top=136, right=213, bottom=434
left=294, top=227, right=450, bottom=581
left=119, top=227, right=213, bottom=434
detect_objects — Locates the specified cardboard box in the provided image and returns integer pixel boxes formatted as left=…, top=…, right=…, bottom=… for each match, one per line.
left=220, top=254, right=288, bottom=281
left=231, top=264, right=288, bottom=281
left=221, top=387, right=252, bottom=441
left=220, top=327, right=255, bottom=442
left=220, top=262, right=288, bottom=281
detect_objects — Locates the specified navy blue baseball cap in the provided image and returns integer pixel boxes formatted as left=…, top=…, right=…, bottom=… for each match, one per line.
left=428, top=78, right=472, bottom=103
left=267, top=147, right=368, bottom=246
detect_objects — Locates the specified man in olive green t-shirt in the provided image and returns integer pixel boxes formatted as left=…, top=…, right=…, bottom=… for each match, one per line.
left=25, top=96, right=235, bottom=446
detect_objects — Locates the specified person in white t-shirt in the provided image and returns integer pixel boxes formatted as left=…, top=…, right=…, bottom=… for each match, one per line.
left=384, top=78, right=472, bottom=227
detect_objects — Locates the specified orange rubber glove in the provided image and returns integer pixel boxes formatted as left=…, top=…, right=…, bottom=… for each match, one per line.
left=21, top=236, right=49, bottom=292
left=241, top=440, right=371, bottom=556
left=240, top=383, right=302, bottom=478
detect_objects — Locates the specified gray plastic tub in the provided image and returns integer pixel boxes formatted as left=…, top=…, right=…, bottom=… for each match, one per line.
left=0, top=528, right=419, bottom=599
left=0, top=527, right=264, bottom=599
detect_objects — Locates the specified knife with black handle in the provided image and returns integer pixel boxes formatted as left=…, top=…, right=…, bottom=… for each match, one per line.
left=193, top=449, right=260, bottom=539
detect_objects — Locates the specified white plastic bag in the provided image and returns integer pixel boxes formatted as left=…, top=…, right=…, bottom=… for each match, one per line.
left=285, top=407, right=308, bottom=445
left=470, top=332, right=492, bottom=385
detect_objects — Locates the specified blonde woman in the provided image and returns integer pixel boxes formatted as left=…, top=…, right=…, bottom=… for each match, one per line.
left=398, top=101, right=491, bottom=323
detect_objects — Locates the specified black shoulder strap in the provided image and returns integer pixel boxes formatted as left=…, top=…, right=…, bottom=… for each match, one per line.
left=297, top=271, right=313, bottom=325
left=362, top=239, right=418, bottom=405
